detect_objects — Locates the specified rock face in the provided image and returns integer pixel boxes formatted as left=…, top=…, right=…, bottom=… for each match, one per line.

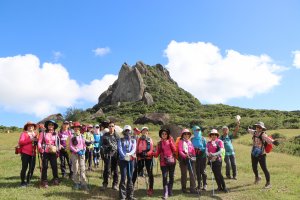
left=134, top=113, right=170, bottom=125
left=98, top=62, right=147, bottom=107
left=38, top=113, right=64, bottom=124
left=142, top=92, right=154, bottom=105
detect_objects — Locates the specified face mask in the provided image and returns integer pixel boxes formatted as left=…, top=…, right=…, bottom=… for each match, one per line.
left=194, top=130, right=201, bottom=137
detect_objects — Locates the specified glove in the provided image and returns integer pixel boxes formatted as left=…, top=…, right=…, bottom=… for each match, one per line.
left=273, top=140, right=280, bottom=146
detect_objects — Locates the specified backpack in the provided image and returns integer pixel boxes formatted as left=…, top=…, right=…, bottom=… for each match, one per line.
left=174, top=136, right=181, bottom=160
left=253, top=132, right=273, bottom=153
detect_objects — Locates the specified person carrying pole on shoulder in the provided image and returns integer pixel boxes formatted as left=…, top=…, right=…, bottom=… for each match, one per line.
left=100, top=121, right=120, bottom=190
left=248, top=121, right=279, bottom=189
left=38, top=120, right=60, bottom=188
left=118, top=125, right=137, bottom=200
left=132, top=127, right=154, bottom=196
left=69, top=121, right=88, bottom=190
left=18, top=121, right=38, bottom=187
left=191, top=125, right=208, bottom=191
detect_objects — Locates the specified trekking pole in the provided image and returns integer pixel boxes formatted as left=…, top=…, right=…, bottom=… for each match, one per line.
left=143, top=159, right=149, bottom=191
left=188, top=158, right=201, bottom=200
left=210, top=160, right=215, bottom=196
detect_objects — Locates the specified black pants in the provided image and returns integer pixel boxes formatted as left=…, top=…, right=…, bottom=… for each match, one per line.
left=161, top=164, right=175, bottom=192
left=85, top=148, right=93, bottom=169
left=102, top=155, right=119, bottom=186
left=210, top=160, right=226, bottom=190
left=119, top=160, right=135, bottom=199
left=251, top=154, right=270, bottom=182
left=59, top=149, right=72, bottom=176
left=196, top=156, right=207, bottom=187
left=20, top=153, right=36, bottom=184
left=41, top=153, right=59, bottom=182
left=132, top=159, right=154, bottom=190
left=93, top=147, right=100, bottom=166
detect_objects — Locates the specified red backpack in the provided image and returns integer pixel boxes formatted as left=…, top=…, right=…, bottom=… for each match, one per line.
left=254, top=132, right=273, bottom=153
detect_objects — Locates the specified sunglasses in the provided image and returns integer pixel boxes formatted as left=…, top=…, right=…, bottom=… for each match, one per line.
left=210, top=133, right=218, bottom=136
left=183, top=132, right=191, bottom=135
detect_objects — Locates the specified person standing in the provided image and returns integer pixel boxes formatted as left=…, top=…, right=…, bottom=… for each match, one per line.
left=248, top=122, right=279, bottom=189
left=191, top=125, right=208, bottom=190
left=18, top=121, right=38, bottom=187
left=118, top=125, right=137, bottom=200
left=220, top=121, right=240, bottom=180
left=206, top=129, right=228, bottom=193
left=153, top=129, right=176, bottom=200
left=58, top=121, right=73, bottom=178
left=38, top=120, right=60, bottom=188
left=178, top=128, right=197, bottom=194
left=100, top=121, right=120, bottom=190
left=132, top=127, right=154, bottom=196
left=84, top=124, right=94, bottom=171
left=93, top=124, right=102, bottom=168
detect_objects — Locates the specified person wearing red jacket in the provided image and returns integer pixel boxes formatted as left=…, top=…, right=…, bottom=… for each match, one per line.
left=132, top=127, right=154, bottom=196
left=18, top=121, right=38, bottom=187
left=153, top=129, right=176, bottom=200
left=38, top=120, right=60, bottom=188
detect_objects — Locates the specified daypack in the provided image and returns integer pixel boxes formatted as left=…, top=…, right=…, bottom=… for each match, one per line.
left=207, top=140, right=225, bottom=161
left=174, top=136, right=181, bottom=160
left=252, top=132, right=273, bottom=154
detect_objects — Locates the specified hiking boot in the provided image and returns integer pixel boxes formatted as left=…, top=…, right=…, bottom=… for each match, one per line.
left=232, top=176, right=237, bottom=180
left=182, top=188, right=188, bottom=193
left=41, top=181, right=48, bottom=188
left=73, top=183, right=81, bottom=190
left=264, top=182, right=271, bottom=189
left=20, top=182, right=27, bottom=188
left=226, top=175, right=232, bottom=179
left=254, top=176, right=262, bottom=184
left=53, top=179, right=60, bottom=186
left=81, top=184, right=89, bottom=191
left=202, top=184, right=207, bottom=191
left=112, top=184, right=118, bottom=190
left=190, top=189, right=198, bottom=194
left=223, top=188, right=229, bottom=193
left=147, top=188, right=153, bottom=196
left=100, top=184, right=107, bottom=191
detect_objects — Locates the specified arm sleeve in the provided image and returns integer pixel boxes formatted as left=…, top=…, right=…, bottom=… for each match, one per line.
left=19, top=132, right=31, bottom=146
left=178, top=140, right=186, bottom=159
left=170, top=140, right=176, bottom=152
left=38, top=132, right=44, bottom=150
left=118, top=140, right=125, bottom=158
left=128, top=140, right=136, bottom=156
left=147, top=138, right=154, bottom=156
left=212, top=140, right=224, bottom=156
left=152, top=142, right=161, bottom=158
left=262, top=132, right=274, bottom=144
left=248, top=129, right=255, bottom=135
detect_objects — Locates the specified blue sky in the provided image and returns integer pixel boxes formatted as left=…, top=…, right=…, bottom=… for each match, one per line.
left=1, top=0, right=300, bottom=127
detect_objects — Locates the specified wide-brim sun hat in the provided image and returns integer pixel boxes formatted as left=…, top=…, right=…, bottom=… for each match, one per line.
left=71, top=121, right=81, bottom=128
left=209, top=129, right=220, bottom=137
left=255, top=122, right=266, bottom=131
left=44, top=120, right=58, bottom=130
left=63, top=121, right=69, bottom=125
left=23, top=121, right=37, bottom=131
left=141, top=126, right=149, bottom=132
left=181, top=128, right=192, bottom=137
left=159, top=128, right=170, bottom=138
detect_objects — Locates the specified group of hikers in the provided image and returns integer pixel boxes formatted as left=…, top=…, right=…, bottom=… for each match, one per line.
left=17, top=118, right=279, bottom=200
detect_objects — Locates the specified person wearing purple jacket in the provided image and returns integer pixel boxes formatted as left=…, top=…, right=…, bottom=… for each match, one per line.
left=69, top=122, right=88, bottom=190
left=58, top=121, right=73, bottom=178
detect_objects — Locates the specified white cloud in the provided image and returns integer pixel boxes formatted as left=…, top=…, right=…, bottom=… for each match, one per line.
left=0, top=54, right=117, bottom=117
left=53, top=51, right=63, bottom=61
left=292, top=50, right=300, bottom=69
left=164, top=41, right=286, bottom=103
left=93, top=47, right=111, bottom=56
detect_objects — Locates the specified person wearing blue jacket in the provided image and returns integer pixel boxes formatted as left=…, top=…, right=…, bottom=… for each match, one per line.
left=118, top=125, right=137, bottom=200
left=93, top=124, right=102, bottom=168
left=191, top=125, right=207, bottom=191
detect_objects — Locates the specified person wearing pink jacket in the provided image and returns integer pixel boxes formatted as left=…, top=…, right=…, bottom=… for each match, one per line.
left=153, top=129, right=176, bottom=200
left=178, top=128, right=197, bottom=194
left=69, top=122, right=88, bottom=190
left=18, top=121, right=38, bottom=187
left=38, top=120, right=60, bottom=188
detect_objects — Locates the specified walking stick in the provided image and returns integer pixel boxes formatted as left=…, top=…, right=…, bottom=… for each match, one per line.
left=210, top=160, right=215, bottom=196
left=188, top=158, right=201, bottom=200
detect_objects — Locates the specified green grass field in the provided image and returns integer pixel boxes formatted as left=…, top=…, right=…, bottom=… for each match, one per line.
left=0, top=129, right=299, bottom=200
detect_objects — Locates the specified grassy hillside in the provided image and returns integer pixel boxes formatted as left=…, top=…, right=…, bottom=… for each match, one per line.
left=1, top=130, right=299, bottom=200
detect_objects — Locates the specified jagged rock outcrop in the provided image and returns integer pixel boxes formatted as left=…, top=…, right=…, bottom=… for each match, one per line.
left=142, top=92, right=154, bottom=105
left=134, top=113, right=170, bottom=125
left=38, top=113, right=64, bottom=124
